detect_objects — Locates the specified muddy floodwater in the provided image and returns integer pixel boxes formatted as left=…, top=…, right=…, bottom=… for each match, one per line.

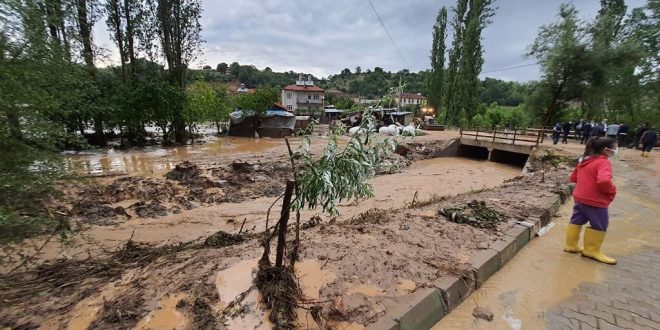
left=65, top=137, right=286, bottom=176
left=433, top=150, right=660, bottom=329
left=49, top=156, right=522, bottom=257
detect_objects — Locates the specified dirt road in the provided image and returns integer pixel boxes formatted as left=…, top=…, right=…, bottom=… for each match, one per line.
left=434, top=148, right=660, bottom=329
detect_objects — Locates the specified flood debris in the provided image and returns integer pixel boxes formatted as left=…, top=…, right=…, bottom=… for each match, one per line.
left=439, top=200, right=505, bottom=230
left=472, top=306, right=494, bottom=321
left=301, top=215, right=323, bottom=230
left=203, top=231, right=246, bottom=248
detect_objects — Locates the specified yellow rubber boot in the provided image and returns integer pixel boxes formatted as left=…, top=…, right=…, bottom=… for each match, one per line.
left=564, top=224, right=583, bottom=253
left=581, top=228, right=617, bottom=265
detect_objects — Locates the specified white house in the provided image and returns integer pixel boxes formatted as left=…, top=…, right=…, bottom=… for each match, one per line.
left=395, top=93, right=427, bottom=107
left=281, top=75, right=325, bottom=116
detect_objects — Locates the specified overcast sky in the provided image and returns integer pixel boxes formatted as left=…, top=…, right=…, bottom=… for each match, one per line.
left=92, top=0, right=647, bottom=82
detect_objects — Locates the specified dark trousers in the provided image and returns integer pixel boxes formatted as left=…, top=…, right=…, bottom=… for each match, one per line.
left=617, top=134, right=627, bottom=148
left=581, top=133, right=591, bottom=144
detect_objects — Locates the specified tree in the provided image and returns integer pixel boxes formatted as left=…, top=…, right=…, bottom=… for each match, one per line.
left=202, top=65, right=211, bottom=70
left=229, top=61, right=240, bottom=77
left=443, top=0, right=494, bottom=126
left=216, top=62, right=228, bottom=73
left=231, top=88, right=278, bottom=114
left=334, top=97, right=355, bottom=109
left=428, top=6, right=447, bottom=116
left=527, top=4, right=591, bottom=125
left=444, top=0, right=468, bottom=125
left=155, top=0, right=203, bottom=144
left=185, top=80, right=218, bottom=141
left=355, top=66, right=362, bottom=74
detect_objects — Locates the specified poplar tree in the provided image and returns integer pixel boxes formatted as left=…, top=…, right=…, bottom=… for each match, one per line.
left=428, top=6, right=447, bottom=116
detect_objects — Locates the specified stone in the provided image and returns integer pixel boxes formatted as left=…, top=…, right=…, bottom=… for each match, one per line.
left=472, top=306, right=494, bottom=321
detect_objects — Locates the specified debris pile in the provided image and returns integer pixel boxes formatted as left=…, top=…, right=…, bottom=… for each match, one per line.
left=439, top=200, right=505, bottom=230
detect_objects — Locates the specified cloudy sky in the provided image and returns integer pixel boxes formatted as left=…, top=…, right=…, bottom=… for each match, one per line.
left=92, top=0, right=647, bottom=82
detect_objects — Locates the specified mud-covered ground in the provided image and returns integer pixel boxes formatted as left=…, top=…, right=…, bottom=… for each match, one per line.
left=0, top=133, right=579, bottom=329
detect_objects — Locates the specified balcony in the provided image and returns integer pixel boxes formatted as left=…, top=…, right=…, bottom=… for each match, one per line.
left=296, top=98, right=323, bottom=105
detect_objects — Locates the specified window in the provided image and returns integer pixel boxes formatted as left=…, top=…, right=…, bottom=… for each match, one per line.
left=313, top=94, right=320, bottom=100
left=287, top=105, right=292, bottom=110
left=286, top=93, right=292, bottom=99
left=308, top=94, right=312, bottom=100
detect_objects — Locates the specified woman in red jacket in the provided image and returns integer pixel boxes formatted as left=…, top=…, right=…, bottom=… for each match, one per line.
left=564, top=137, right=618, bottom=264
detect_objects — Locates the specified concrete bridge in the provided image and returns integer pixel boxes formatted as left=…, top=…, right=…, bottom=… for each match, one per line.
left=454, top=128, right=545, bottom=167
left=458, top=138, right=537, bottom=167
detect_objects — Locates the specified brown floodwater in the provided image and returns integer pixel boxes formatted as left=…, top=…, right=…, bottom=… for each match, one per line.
left=433, top=150, right=660, bottom=329
left=65, top=137, right=286, bottom=176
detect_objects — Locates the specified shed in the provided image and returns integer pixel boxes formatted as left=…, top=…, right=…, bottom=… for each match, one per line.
left=391, top=111, right=414, bottom=126
left=323, top=109, right=343, bottom=124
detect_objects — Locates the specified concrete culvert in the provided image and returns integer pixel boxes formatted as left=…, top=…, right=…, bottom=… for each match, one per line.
left=489, top=149, right=529, bottom=168
left=457, top=144, right=489, bottom=160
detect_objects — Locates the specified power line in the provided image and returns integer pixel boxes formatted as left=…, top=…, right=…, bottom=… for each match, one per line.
left=482, top=62, right=540, bottom=74
left=367, top=0, right=409, bottom=68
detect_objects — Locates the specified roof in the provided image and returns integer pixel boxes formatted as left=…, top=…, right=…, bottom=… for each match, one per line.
left=271, top=103, right=288, bottom=111
left=325, top=89, right=346, bottom=95
left=283, top=85, right=325, bottom=92
left=398, top=93, right=426, bottom=99
left=392, top=111, right=413, bottom=116
left=324, top=109, right=343, bottom=113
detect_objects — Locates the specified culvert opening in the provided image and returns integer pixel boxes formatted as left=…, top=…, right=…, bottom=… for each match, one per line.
left=457, top=145, right=489, bottom=160
left=490, top=149, right=529, bottom=167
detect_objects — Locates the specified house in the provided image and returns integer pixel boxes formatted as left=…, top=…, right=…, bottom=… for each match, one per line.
left=281, top=75, right=325, bottom=117
left=395, top=93, right=427, bottom=107
left=236, top=83, right=256, bottom=94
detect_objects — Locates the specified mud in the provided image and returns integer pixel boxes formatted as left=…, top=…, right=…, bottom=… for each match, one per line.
left=434, top=148, right=660, bottom=330
left=0, top=132, right=577, bottom=329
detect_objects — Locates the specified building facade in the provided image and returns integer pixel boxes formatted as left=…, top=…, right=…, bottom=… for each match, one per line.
left=281, top=75, right=325, bottom=116
left=395, top=93, right=427, bottom=107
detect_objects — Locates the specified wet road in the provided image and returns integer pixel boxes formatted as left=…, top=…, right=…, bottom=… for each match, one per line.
left=433, top=149, right=660, bottom=329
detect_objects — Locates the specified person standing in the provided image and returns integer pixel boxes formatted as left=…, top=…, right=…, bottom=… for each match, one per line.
left=552, top=123, right=562, bottom=145
left=602, top=119, right=608, bottom=133
left=564, top=137, right=619, bottom=265
left=633, top=123, right=650, bottom=149
left=562, top=121, right=572, bottom=144
left=575, top=120, right=584, bottom=141
left=606, top=122, right=619, bottom=140
left=591, top=122, right=605, bottom=138
left=581, top=121, right=593, bottom=144
left=617, top=122, right=629, bottom=148
left=640, top=127, right=658, bottom=157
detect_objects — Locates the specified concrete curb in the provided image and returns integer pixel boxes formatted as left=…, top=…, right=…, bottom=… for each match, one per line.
left=368, top=189, right=568, bottom=330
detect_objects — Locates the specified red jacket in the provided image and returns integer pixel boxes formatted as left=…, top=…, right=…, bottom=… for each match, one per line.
left=570, top=155, right=616, bottom=208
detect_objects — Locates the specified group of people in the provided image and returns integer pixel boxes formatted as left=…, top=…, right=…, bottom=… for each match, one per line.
left=551, top=119, right=658, bottom=156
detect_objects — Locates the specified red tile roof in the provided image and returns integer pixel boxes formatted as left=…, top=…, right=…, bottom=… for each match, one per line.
left=283, top=84, right=325, bottom=92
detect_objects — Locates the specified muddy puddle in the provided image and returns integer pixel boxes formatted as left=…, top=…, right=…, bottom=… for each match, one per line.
left=433, top=152, right=660, bottom=329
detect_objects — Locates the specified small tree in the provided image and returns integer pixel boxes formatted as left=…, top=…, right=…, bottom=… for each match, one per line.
left=256, top=90, right=400, bottom=327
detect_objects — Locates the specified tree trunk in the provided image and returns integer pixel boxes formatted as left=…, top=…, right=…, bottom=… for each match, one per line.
left=123, top=0, right=136, bottom=74
left=7, top=111, right=23, bottom=140
left=76, top=0, right=106, bottom=146
left=275, top=180, right=295, bottom=268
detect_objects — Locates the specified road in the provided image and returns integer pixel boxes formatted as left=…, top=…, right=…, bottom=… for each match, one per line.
left=433, top=148, right=660, bottom=329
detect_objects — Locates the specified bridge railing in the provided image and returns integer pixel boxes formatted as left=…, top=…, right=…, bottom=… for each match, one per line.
left=459, top=127, right=544, bottom=146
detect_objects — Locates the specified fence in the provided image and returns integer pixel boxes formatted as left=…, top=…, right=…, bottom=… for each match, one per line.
left=459, top=127, right=546, bottom=146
